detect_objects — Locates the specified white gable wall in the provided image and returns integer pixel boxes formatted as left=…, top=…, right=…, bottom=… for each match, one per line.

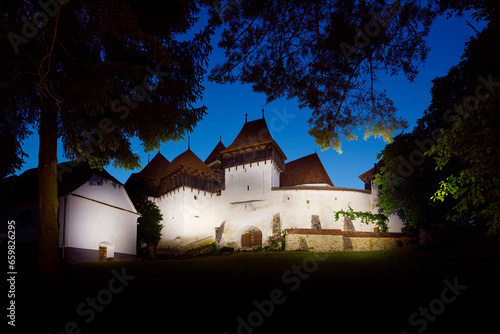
left=72, top=174, right=137, bottom=212
left=58, top=175, right=138, bottom=255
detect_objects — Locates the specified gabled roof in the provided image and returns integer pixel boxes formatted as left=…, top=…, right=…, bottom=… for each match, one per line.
left=137, top=152, right=170, bottom=179
left=221, top=118, right=286, bottom=159
left=0, top=161, right=122, bottom=204
left=159, top=149, right=220, bottom=180
left=280, top=153, right=334, bottom=187
left=57, top=161, right=122, bottom=195
left=204, top=141, right=226, bottom=166
left=358, top=161, right=383, bottom=183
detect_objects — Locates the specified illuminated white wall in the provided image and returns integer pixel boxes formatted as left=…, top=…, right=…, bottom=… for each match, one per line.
left=58, top=175, right=138, bottom=255
left=223, top=160, right=280, bottom=203
left=152, top=162, right=405, bottom=250
left=155, top=186, right=219, bottom=249
left=216, top=185, right=380, bottom=248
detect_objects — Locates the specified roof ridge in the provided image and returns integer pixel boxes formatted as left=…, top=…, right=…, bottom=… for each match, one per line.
left=161, top=149, right=221, bottom=180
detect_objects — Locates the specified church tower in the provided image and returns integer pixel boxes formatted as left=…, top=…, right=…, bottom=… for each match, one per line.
left=220, top=116, right=287, bottom=202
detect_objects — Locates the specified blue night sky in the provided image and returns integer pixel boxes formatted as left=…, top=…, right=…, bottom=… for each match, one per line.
left=17, top=11, right=485, bottom=190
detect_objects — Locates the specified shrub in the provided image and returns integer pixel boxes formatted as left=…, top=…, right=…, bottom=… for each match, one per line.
left=266, top=230, right=286, bottom=251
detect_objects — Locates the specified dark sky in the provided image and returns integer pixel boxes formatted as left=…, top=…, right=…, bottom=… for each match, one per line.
left=17, top=10, right=485, bottom=189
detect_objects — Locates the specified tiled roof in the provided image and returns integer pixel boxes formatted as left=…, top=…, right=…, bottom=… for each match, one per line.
left=204, top=141, right=226, bottom=165
left=159, top=149, right=220, bottom=179
left=221, top=118, right=286, bottom=159
left=137, top=152, right=170, bottom=179
left=280, top=153, right=334, bottom=187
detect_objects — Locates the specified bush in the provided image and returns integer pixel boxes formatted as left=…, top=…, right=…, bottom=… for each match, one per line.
left=266, top=231, right=286, bottom=251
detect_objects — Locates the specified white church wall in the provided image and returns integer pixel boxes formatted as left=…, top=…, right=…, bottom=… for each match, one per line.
left=182, top=188, right=218, bottom=243
left=58, top=194, right=137, bottom=255
left=156, top=187, right=220, bottom=249
left=153, top=160, right=405, bottom=251
left=216, top=199, right=274, bottom=249
left=271, top=188, right=375, bottom=232
left=155, top=190, right=185, bottom=248
left=223, top=160, right=276, bottom=203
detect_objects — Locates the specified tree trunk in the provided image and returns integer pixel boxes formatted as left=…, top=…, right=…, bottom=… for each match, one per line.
left=37, top=102, right=60, bottom=276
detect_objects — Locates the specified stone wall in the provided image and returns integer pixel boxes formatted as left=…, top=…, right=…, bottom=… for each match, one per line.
left=285, top=229, right=414, bottom=252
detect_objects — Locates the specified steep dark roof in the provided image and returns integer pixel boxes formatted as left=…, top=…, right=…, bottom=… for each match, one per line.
left=280, top=153, right=334, bottom=187
left=159, top=149, right=220, bottom=179
left=204, top=141, right=226, bottom=166
left=358, top=161, right=383, bottom=183
left=221, top=118, right=286, bottom=159
left=0, top=161, right=121, bottom=204
left=137, top=152, right=170, bottom=179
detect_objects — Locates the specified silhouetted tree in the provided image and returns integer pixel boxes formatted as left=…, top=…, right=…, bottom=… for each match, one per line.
left=135, top=198, right=163, bottom=257
left=1, top=0, right=212, bottom=274
left=206, top=0, right=437, bottom=152
left=376, top=2, right=500, bottom=234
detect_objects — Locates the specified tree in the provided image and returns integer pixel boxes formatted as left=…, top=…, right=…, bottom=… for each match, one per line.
left=206, top=0, right=437, bottom=152
left=0, top=111, right=33, bottom=182
left=1, top=0, right=212, bottom=274
left=135, top=198, right=164, bottom=255
left=373, top=130, right=459, bottom=231
left=376, top=2, right=500, bottom=234
left=427, top=15, right=500, bottom=235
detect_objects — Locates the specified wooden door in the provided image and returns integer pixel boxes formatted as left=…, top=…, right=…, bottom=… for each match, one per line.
left=241, top=229, right=262, bottom=248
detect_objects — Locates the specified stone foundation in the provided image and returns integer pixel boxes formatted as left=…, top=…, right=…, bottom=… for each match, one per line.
left=285, top=229, right=414, bottom=252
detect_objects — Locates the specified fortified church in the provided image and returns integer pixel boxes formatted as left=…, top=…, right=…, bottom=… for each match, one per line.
left=126, top=115, right=404, bottom=252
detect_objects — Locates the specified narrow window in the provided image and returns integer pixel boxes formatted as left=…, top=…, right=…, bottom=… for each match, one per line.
left=247, top=185, right=250, bottom=191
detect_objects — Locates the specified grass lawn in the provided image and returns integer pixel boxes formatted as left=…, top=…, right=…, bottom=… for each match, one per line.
left=14, top=238, right=500, bottom=334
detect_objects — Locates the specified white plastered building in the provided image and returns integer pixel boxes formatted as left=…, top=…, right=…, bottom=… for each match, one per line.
left=126, top=117, right=404, bottom=251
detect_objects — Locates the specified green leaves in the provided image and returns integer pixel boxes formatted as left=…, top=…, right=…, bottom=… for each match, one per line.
left=334, top=206, right=389, bottom=232
left=378, top=8, right=500, bottom=235
left=135, top=199, right=164, bottom=247
left=430, top=176, right=459, bottom=202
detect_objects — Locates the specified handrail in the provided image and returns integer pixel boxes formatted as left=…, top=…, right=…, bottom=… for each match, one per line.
left=180, top=235, right=214, bottom=250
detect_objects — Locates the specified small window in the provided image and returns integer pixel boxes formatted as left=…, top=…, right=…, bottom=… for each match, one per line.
left=247, top=185, right=250, bottom=191
left=194, top=195, right=197, bottom=200
left=307, top=200, right=310, bottom=204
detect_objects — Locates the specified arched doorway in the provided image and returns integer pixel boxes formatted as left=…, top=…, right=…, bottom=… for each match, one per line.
left=241, top=227, right=262, bottom=248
